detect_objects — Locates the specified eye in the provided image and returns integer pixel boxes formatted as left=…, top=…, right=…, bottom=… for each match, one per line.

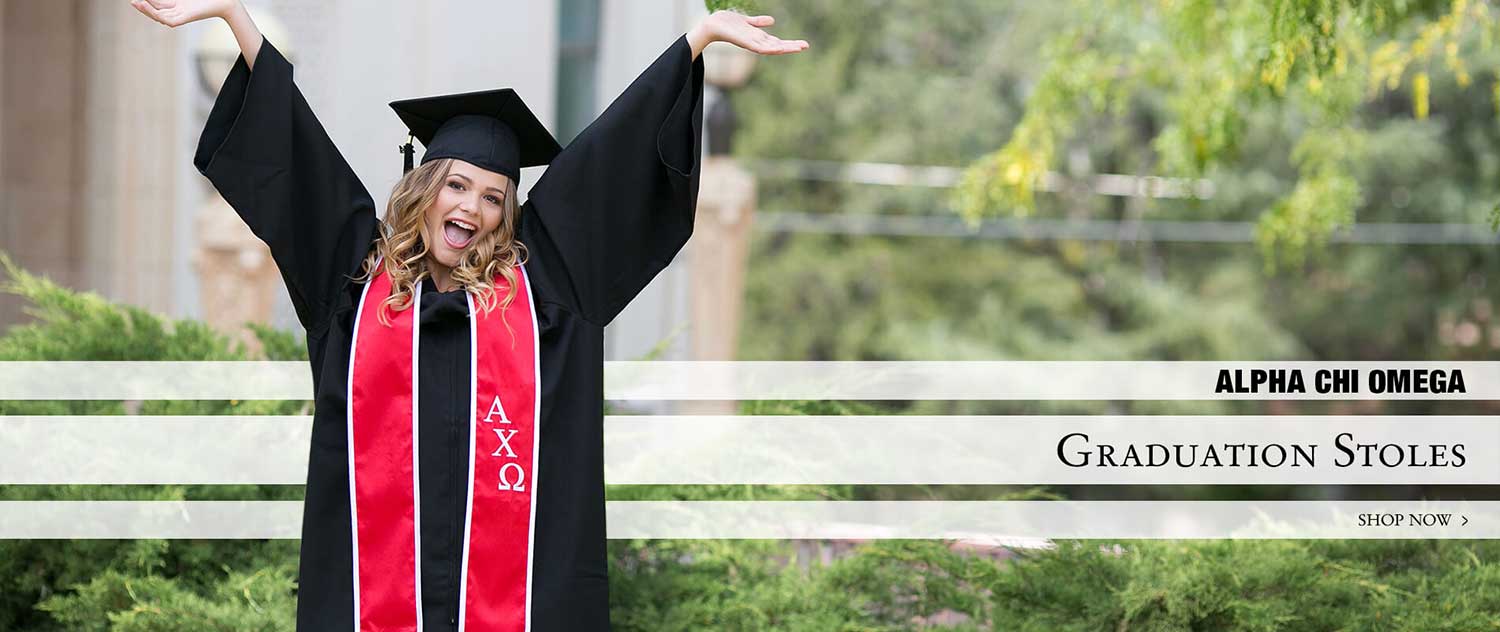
left=447, top=180, right=464, bottom=191
left=485, top=194, right=502, bottom=205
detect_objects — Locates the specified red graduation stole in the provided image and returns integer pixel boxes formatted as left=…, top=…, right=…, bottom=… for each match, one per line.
left=346, top=260, right=540, bottom=631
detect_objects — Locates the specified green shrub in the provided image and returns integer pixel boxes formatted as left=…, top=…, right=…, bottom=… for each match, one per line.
left=5, top=254, right=1498, bottom=631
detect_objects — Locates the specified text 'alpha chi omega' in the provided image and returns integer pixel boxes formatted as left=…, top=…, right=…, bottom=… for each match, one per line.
left=1214, top=368, right=1466, bottom=394
left=484, top=394, right=529, bottom=493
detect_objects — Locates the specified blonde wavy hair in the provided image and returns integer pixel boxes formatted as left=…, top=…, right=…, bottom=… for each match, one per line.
left=353, top=158, right=528, bottom=331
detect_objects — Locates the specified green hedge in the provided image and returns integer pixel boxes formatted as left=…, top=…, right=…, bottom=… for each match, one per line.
left=3, top=254, right=1497, bottom=630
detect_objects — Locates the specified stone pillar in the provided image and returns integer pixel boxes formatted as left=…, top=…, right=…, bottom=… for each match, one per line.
left=678, top=39, right=759, bottom=414
left=689, top=156, right=755, bottom=361
left=80, top=2, right=180, bottom=316
left=192, top=193, right=280, bottom=353
left=679, top=156, right=756, bottom=416
left=0, top=1, right=84, bottom=329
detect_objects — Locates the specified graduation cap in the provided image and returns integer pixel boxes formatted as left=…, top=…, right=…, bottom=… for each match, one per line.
left=389, top=88, right=562, bottom=182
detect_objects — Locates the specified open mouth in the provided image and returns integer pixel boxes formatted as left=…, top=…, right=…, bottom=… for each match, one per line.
left=443, top=218, right=477, bottom=249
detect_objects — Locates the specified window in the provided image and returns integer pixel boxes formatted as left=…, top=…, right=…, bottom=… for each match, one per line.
left=555, top=0, right=601, bottom=144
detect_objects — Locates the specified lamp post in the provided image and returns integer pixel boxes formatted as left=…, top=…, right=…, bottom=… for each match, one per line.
left=681, top=42, right=759, bottom=415
left=190, top=10, right=290, bottom=353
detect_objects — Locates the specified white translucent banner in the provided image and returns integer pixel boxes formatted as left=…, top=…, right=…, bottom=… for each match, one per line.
left=606, top=361, right=1495, bottom=400
left=0, top=416, right=310, bottom=484
left=0, top=501, right=1491, bottom=539
left=0, top=501, right=305, bottom=539
left=605, top=415, right=1500, bottom=485
left=608, top=501, right=1494, bottom=539
left=0, top=361, right=309, bottom=400
left=5, top=414, right=1497, bottom=485
left=2, top=361, right=1494, bottom=400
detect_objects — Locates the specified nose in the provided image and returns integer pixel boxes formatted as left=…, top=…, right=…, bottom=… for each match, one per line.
left=457, top=193, right=479, bottom=214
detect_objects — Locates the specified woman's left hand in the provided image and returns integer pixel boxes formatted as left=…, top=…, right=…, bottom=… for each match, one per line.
left=687, top=11, right=809, bottom=59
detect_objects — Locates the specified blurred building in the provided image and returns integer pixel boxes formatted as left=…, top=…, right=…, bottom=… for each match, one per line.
left=0, top=0, right=706, bottom=361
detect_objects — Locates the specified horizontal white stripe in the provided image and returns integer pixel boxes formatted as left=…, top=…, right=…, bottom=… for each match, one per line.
left=0, top=415, right=309, bottom=484
left=6, top=414, right=1498, bottom=485
left=0, top=361, right=309, bottom=400
left=605, top=362, right=1496, bottom=400
left=603, top=501, right=1494, bottom=540
left=1, top=362, right=1494, bottom=400
left=0, top=501, right=1490, bottom=539
left=609, top=501, right=1494, bottom=539
left=0, top=501, right=305, bottom=538
left=604, top=415, right=1500, bottom=485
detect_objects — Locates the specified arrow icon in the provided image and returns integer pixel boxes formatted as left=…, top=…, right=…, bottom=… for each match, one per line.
left=1461, top=515, right=1468, bottom=526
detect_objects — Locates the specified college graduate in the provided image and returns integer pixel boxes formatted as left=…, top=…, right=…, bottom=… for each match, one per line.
left=131, top=0, right=808, bottom=630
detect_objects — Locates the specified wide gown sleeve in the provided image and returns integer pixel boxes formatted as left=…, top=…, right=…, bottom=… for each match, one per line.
left=193, top=36, right=379, bottom=333
left=521, top=33, right=706, bottom=327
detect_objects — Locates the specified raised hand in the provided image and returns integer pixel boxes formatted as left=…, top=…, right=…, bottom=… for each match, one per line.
left=130, top=0, right=236, bottom=28
left=131, top=0, right=263, bottom=68
left=687, top=11, right=810, bottom=59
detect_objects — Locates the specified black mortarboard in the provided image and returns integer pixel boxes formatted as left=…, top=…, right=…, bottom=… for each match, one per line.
left=388, top=88, right=561, bottom=181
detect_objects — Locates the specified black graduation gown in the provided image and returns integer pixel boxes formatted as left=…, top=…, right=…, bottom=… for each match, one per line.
left=194, top=34, right=704, bottom=631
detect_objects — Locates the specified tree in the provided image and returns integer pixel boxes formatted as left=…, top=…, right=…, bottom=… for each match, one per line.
left=953, top=0, right=1500, bottom=268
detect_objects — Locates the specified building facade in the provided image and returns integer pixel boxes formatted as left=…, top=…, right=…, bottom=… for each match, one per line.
left=0, top=0, right=705, bottom=362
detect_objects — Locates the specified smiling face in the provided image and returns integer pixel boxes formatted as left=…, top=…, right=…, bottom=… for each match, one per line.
left=422, top=159, right=513, bottom=279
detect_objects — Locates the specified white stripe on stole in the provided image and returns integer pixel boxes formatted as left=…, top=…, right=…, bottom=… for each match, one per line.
left=457, top=290, right=477, bottom=632
left=345, top=256, right=380, bottom=632
left=412, top=280, right=425, bottom=631
left=456, top=267, right=542, bottom=632
left=520, top=263, right=541, bottom=632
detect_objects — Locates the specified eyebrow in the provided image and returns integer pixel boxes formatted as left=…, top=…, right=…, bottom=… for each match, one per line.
left=448, top=173, right=507, bottom=197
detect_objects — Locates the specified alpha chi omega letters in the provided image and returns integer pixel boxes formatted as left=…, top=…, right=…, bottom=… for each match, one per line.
left=348, top=259, right=540, bottom=631
left=484, top=395, right=526, bottom=490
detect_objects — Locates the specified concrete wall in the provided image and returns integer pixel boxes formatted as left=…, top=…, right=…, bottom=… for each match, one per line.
left=596, top=0, right=707, bottom=362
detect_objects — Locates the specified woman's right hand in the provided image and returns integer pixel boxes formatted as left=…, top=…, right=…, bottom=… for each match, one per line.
left=132, top=0, right=263, bottom=69
left=130, top=0, right=237, bottom=28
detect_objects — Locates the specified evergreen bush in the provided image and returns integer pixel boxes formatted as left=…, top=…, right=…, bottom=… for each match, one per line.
left=4, top=255, right=1497, bottom=630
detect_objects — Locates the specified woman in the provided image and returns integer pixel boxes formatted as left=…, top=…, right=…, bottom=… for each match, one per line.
left=131, top=1, right=807, bottom=630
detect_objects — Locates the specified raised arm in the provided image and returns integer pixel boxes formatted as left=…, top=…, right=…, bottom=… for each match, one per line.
left=521, top=11, right=806, bottom=327
left=134, top=0, right=379, bottom=333
left=133, top=0, right=263, bottom=67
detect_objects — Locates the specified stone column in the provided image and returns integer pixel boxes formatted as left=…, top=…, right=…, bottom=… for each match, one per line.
left=679, top=156, right=756, bottom=416
left=0, top=1, right=84, bottom=329
left=678, top=40, right=760, bottom=415
left=80, top=2, right=180, bottom=316
left=192, top=193, right=280, bottom=353
left=689, top=156, right=756, bottom=361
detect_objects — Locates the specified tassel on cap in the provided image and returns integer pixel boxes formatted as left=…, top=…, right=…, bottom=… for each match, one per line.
left=388, top=88, right=561, bottom=182
left=400, top=134, right=415, bottom=173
